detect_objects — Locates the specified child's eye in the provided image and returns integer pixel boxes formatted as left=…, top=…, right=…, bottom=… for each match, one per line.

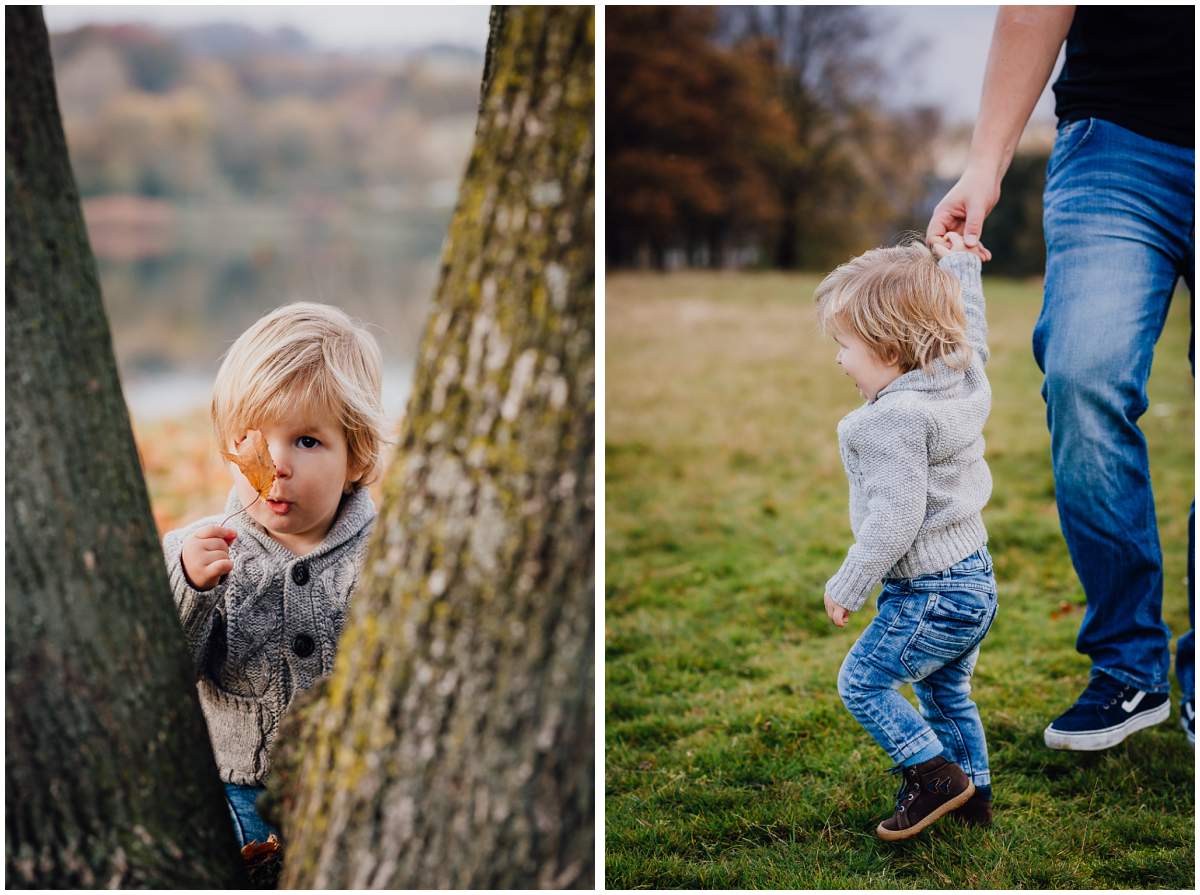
left=296, top=435, right=321, bottom=449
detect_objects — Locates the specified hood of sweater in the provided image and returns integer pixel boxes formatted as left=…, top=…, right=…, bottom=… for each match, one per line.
left=221, top=485, right=376, bottom=564
left=870, top=352, right=976, bottom=404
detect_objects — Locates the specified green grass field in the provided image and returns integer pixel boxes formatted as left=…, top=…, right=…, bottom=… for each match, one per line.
left=605, top=270, right=1194, bottom=889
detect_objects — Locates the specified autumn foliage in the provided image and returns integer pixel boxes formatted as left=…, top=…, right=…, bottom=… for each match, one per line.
left=607, top=6, right=948, bottom=271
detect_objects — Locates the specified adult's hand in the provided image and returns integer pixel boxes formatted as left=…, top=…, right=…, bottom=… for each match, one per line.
left=926, top=166, right=998, bottom=261
left=926, top=6, right=1075, bottom=262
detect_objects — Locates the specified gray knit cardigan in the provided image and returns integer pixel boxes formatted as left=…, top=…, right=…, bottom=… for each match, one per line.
left=163, top=486, right=375, bottom=785
left=826, top=252, right=992, bottom=612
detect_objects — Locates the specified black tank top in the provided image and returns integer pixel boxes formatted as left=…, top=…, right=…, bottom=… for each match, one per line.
left=1052, top=6, right=1194, bottom=147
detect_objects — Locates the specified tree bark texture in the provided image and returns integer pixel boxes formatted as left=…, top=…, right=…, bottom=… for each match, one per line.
left=273, top=5, right=594, bottom=888
left=4, top=7, right=245, bottom=887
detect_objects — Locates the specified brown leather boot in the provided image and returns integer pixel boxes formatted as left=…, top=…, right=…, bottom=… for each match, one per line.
left=951, top=790, right=993, bottom=826
left=876, top=756, right=975, bottom=841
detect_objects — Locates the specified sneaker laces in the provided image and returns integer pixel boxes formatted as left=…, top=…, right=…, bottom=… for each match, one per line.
left=1078, top=672, right=1130, bottom=707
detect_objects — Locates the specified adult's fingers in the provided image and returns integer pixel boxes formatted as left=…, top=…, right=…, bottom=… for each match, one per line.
left=925, top=204, right=957, bottom=242
left=963, top=198, right=989, bottom=248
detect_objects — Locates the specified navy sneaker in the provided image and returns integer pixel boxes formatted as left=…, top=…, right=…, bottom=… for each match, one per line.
left=1044, top=670, right=1170, bottom=751
left=1182, top=698, right=1195, bottom=745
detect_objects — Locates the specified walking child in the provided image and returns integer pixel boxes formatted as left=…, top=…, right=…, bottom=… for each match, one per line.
left=816, top=232, right=998, bottom=840
left=162, top=302, right=388, bottom=847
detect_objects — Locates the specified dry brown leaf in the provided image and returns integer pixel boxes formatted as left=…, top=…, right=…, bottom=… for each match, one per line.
left=221, top=429, right=277, bottom=499
left=240, top=832, right=280, bottom=863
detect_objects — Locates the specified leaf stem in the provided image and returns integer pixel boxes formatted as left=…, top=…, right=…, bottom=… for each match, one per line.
left=220, top=493, right=263, bottom=529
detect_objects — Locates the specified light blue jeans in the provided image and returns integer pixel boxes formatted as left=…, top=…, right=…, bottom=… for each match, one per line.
left=838, top=547, right=999, bottom=786
left=1034, top=116, right=1194, bottom=703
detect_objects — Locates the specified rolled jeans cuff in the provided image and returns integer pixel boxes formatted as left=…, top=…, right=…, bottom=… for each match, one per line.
left=892, top=728, right=942, bottom=765
left=1092, top=664, right=1170, bottom=696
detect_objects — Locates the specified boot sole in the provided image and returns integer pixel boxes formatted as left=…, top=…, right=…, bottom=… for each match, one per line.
left=876, top=781, right=976, bottom=842
left=1043, top=700, right=1170, bottom=751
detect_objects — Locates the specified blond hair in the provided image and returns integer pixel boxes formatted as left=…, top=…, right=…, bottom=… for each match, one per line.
left=212, top=302, right=388, bottom=489
left=814, top=239, right=970, bottom=373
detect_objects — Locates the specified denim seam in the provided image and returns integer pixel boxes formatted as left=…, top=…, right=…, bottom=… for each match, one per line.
left=840, top=653, right=919, bottom=759
left=908, top=580, right=996, bottom=596
left=1047, top=117, right=1096, bottom=181
left=841, top=595, right=937, bottom=759
left=916, top=673, right=973, bottom=780
left=226, top=795, right=246, bottom=847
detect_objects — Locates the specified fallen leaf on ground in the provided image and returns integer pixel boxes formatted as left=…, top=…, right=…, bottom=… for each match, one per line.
left=241, top=833, right=280, bottom=863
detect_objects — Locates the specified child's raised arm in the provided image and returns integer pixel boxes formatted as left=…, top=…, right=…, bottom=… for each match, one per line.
left=933, top=240, right=989, bottom=366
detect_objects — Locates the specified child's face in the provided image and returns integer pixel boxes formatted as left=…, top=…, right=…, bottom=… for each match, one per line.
left=833, top=330, right=903, bottom=402
left=229, top=408, right=356, bottom=555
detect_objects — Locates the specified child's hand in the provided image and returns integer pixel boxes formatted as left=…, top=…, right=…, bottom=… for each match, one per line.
left=930, top=231, right=987, bottom=262
left=181, top=525, right=237, bottom=591
left=824, top=592, right=851, bottom=627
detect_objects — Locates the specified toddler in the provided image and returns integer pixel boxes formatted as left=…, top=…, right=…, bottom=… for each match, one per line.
left=816, top=232, right=998, bottom=841
left=162, top=302, right=387, bottom=847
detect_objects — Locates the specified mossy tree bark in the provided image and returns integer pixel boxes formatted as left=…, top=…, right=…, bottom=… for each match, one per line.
left=271, top=6, right=594, bottom=888
left=4, top=7, right=245, bottom=888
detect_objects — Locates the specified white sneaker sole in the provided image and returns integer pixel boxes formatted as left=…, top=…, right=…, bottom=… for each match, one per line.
left=1182, top=714, right=1195, bottom=745
left=1044, top=700, right=1170, bottom=751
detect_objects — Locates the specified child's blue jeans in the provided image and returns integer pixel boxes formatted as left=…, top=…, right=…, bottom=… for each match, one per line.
left=224, top=782, right=279, bottom=849
left=837, top=547, right=998, bottom=786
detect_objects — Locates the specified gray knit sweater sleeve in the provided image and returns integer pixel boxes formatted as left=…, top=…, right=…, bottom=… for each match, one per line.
left=939, top=252, right=988, bottom=365
left=826, top=403, right=932, bottom=611
left=162, top=521, right=226, bottom=678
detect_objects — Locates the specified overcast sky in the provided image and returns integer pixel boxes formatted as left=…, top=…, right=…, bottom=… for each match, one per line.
left=880, top=5, right=1061, bottom=124
left=42, top=4, right=1059, bottom=125
left=42, top=4, right=492, bottom=52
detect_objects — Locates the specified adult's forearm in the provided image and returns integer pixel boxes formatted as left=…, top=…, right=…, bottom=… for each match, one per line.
left=969, top=6, right=1075, bottom=181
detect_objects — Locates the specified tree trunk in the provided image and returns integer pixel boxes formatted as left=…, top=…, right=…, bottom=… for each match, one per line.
left=4, top=7, right=245, bottom=888
left=271, top=6, right=594, bottom=888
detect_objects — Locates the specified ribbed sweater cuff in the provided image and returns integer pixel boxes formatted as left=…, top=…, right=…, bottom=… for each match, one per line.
left=168, top=551, right=224, bottom=645
left=889, top=516, right=988, bottom=579
left=938, top=252, right=981, bottom=290
left=825, top=561, right=880, bottom=613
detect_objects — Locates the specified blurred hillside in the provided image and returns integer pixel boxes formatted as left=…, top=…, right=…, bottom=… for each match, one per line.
left=51, top=22, right=481, bottom=201
left=48, top=20, right=484, bottom=419
left=606, top=6, right=1051, bottom=275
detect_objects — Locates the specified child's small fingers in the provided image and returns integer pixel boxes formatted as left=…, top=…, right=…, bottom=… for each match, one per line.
left=209, top=559, right=233, bottom=576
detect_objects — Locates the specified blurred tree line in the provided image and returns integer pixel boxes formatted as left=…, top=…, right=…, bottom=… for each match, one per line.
left=607, top=6, right=1048, bottom=275
left=49, top=23, right=482, bottom=202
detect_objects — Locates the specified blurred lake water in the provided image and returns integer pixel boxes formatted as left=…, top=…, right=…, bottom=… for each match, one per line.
left=90, top=195, right=446, bottom=424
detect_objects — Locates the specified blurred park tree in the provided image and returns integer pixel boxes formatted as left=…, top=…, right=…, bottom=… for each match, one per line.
left=268, top=5, right=594, bottom=887
left=976, top=149, right=1049, bottom=277
left=607, top=6, right=793, bottom=269
left=609, top=5, right=1049, bottom=273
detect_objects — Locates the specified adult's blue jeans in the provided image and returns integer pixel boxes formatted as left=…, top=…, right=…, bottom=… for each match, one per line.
left=838, top=548, right=999, bottom=786
left=1034, top=117, right=1194, bottom=702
